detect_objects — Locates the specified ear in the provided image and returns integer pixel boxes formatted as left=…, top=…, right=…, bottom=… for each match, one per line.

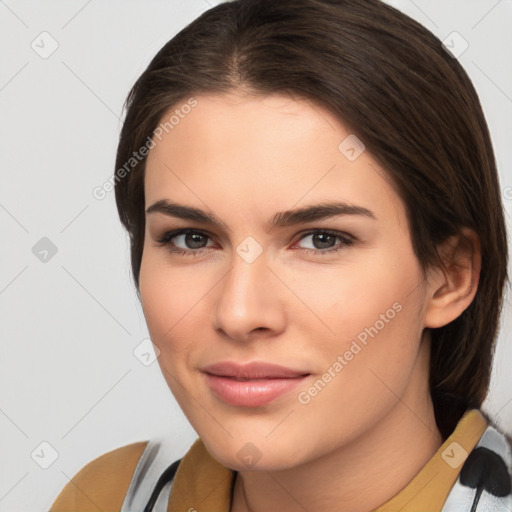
left=423, top=227, right=481, bottom=329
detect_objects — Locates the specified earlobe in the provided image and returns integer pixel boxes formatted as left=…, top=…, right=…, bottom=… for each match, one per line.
left=423, top=228, right=481, bottom=329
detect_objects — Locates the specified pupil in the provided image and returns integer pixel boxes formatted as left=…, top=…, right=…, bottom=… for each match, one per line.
left=186, top=233, right=207, bottom=248
left=314, top=233, right=334, bottom=249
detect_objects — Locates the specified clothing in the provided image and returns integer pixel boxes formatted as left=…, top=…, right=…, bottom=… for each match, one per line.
left=49, top=408, right=512, bottom=512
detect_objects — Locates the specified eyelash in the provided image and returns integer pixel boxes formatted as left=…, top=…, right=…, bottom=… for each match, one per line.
left=155, top=228, right=356, bottom=257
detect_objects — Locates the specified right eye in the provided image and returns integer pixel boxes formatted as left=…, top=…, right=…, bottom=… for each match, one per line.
left=156, top=229, right=216, bottom=256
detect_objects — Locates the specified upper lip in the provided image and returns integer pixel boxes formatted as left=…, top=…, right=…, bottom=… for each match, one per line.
left=202, top=361, right=310, bottom=379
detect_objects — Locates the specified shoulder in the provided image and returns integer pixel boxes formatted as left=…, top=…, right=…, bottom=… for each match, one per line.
left=477, top=408, right=512, bottom=453
left=441, top=412, right=512, bottom=511
left=49, top=440, right=149, bottom=512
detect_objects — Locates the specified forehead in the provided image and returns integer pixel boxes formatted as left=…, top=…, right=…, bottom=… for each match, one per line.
left=144, top=92, right=406, bottom=231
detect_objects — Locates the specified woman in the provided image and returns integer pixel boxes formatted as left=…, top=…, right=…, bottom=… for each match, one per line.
left=50, top=0, right=512, bottom=511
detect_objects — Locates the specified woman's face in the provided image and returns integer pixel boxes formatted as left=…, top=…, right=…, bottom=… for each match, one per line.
left=140, top=91, right=434, bottom=470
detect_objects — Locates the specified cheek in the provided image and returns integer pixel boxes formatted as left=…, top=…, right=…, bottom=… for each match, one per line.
left=139, top=253, right=196, bottom=357
left=296, top=251, right=426, bottom=400
left=283, top=245, right=424, bottom=345
left=139, top=256, right=204, bottom=412
left=286, top=247, right=427, bottom=417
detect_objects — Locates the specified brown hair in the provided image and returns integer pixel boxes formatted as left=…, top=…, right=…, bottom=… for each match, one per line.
left=114, top=0, right=508, bottom=439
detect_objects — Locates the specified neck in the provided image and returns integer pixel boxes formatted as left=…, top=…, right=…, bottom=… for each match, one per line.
left=230, top=339, right=443, bottom=512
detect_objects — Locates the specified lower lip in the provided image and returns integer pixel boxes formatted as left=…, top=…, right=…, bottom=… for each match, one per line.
left=203, top=373, right=309, bottom=407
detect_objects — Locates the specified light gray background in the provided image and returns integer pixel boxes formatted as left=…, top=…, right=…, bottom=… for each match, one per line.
left=1, top=1, right=511, bottom=510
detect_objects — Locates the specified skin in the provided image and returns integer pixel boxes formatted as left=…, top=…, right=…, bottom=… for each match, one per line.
left=139, top=91, right=481, bottom=512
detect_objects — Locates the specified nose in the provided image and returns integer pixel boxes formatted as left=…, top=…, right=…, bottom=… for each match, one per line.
left=211, top=246, right=287, bottom=343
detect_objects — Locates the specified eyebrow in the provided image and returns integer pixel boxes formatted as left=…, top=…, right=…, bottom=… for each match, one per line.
left=145, top=199, right=376, bottom=230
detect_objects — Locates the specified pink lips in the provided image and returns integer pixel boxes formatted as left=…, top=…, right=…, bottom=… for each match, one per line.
left=201, top=361, right=310, bottom=407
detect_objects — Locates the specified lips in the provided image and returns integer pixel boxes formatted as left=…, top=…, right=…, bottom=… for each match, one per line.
left=202, top=361, right=309, bottom=379
left=201, top=361, right=310, bottom=407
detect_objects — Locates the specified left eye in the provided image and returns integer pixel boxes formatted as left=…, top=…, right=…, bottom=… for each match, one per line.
left=295, top=230, right=354, bottom=253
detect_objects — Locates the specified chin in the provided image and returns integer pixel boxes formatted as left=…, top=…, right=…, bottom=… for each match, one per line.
left=203, top=436, right=308, bottom=473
